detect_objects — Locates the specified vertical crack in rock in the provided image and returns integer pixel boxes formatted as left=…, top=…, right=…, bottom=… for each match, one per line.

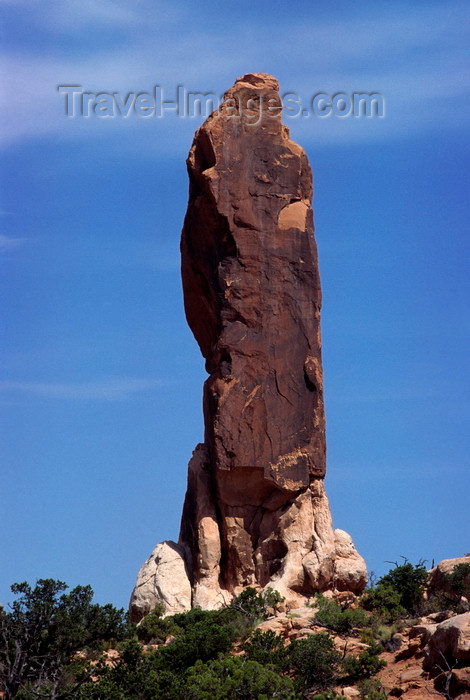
left=129, top=73, right=367, bottom=620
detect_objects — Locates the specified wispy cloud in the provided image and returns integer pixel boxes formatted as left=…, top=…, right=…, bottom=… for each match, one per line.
left=0, top=234, right=25, bottom=253
left=0, top=377, right=163, bottom=401
left=3, top=0, right=185, bottom=30
left=1, top=2, right=468, bottom=149
left=0, top=0, right=147, bottom=27
left=42, top=0, right=143, bottom=30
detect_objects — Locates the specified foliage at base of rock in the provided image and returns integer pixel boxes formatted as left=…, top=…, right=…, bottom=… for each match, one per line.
left=156, top=609, right=237, bottom=672
left=136, top=604, right=181, bottom=644
left=341, top=642, right=387, bottom=682
left=0, top=579, right=129, bottom=700
left=312, top=593, right=367, bottom=634
left=184, top=656, right=297, bottom=699
left=9, top=560, right=470, bottom=700
left=360, top=561, right=428, bottom=619
left=229, top=586, right=284, bottom=624
left=356, top=678, right=388, bottom=699
left=446, top=562, right=470, bottom=597
left=241, top=628, right=287, bottom=670
left=287, top=632, right=342, bottom=694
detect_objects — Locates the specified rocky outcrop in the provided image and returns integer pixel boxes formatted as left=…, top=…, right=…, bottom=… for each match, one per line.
left=130, top=73, right=367, bottom=620
left=423, top=612, right=470, bottom=671
left=428, top=556, right=470, bottom=597
left=374, top=609, right=470, bottom=698
left=129, top=541, right=191, bottom=621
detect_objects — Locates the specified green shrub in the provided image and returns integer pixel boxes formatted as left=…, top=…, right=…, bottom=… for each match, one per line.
left=78, top=639, right=183, bottom=699
left=341, top=642, right=386, bottom=682
left=286, top=632, right=342, bottom=694
left=229, top=586, right=283, bottom=624
left=172, top=606, right=220, bottom=630
left=377, top=562, right=428, bottom=613
left=360, top=618, right=402, bottom=652
left=356, top=678, right=388, bottom=699
left=81, top=611, right=239, bottom=699
left=221, top=609, right=256, bottom=642
left=360, top=585, right=405, bottom=622
left=137, top=606, right=182, bottom=644
left=446, top=562, right=470, bottom=597
left=360, top=561, right=428, bottom=619
left=263, top=587, right=285, bottom=611
left=158, top=611, right=236, bottom=672
left=312, top=593, right=367, bottom=634
left=184, top=655, right=297, bottom=699
left=0, top=579, right=129, bottom=700
left=242, top=628, right=287, bottom=670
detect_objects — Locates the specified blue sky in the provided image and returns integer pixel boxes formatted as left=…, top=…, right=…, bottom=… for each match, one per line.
left=1, top=0, right=469, bottom=609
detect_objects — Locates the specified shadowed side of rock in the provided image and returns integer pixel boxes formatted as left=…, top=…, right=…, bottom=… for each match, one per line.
left=130, top=73, right=367, bottom=621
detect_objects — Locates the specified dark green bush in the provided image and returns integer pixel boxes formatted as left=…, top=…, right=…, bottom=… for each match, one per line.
left=184, top=655, right=297, bottom=699
left=262, top=587, right=284, bottom=611
left=341, top=642, right=386, bottom=682
left=286, top=632, right=342, bottom=694
left=172, top=605, right=248, bottom=640
left=446, top=562, right=470, bottom=597
left=360, top=561, right=428, bottom=618
left=312, top=593, right=367, bottom=634
left=79, top=607, right=241, bottom=698
left=0, top=579, right=129, bottom=700
left=78, top=639, right=183, bottom=699
left=158, top=611, right=236, bottom=672
left=136, top=606, right=181, bottom=644
left=356, top=678, right=388, bottom=699
left=229, top=586, right=283, bottom=624
left=377, top=562, right=428, bottom=613
left=171, top=606, right=218, bottom=629
left=242, top=628, right=287, bottom=670
left=360, top=618, right=402, bottom=651
left=360, top=585, right=405, bottom=622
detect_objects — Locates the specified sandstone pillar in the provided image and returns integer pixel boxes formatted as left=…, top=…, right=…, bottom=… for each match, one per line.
left=130, top=74, right=367, bottom=620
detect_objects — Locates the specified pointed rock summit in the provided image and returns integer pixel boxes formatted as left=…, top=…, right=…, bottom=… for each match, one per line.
left=130, top=74, right=367, bottom=620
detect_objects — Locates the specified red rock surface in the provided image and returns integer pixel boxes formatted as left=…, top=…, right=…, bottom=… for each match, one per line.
left=428, top=555, right=470, bottom=596
left=181, top=73, right=325, bottom=490
left=130, top=74, right=367, bottom=620
left=178, top=73, right=365, bottom=603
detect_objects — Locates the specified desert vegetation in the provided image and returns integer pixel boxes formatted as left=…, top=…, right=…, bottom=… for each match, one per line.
left=1, top=559, right=469, bottom=699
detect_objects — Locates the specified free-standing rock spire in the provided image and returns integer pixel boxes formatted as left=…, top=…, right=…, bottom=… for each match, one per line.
left=130, top=74, right=367, bottom=620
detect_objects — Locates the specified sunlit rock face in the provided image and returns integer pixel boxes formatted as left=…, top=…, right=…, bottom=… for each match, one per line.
left=130, top=73, right=367, bottom=620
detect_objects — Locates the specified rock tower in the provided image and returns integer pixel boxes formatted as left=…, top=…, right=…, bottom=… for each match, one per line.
left=130, top=74, right=367, bottom=621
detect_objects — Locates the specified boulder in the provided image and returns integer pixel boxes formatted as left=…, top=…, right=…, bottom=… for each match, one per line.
left=428, top=556, right=470, bottom=597
left=451, top=667, right=470, bottom=695
left=423, top=612, right=470, bottom=672
left=332, top=529, right=368, bottom=592
left=129, top=541, right=191, bottom=621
